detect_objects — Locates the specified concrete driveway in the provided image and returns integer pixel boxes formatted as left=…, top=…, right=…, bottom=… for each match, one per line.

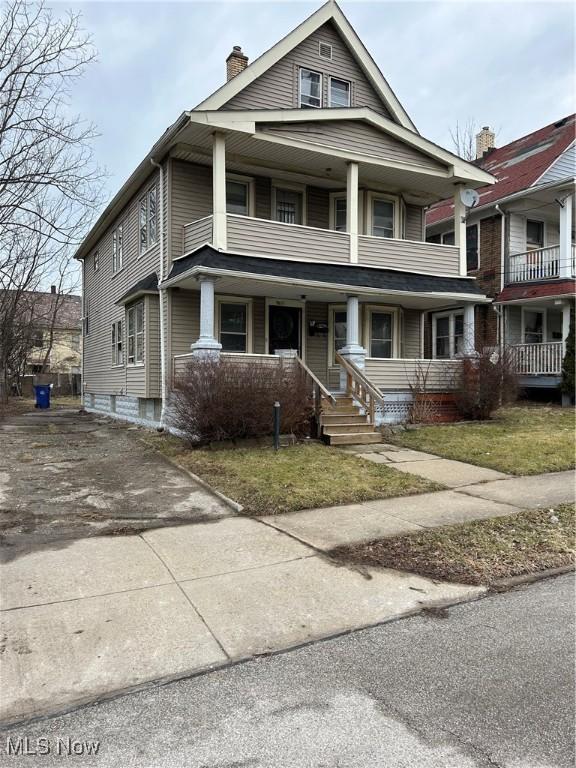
left=0, top=408, right=482, bottom=726
left=0, top=408, right=231, bottom=559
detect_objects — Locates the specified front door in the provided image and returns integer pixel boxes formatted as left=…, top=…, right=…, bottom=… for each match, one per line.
left=268, top=305, right=301, bottom=355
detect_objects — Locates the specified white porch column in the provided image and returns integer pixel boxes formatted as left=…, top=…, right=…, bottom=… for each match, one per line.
left=463, top=303, right=476, bottom=356
left=212, top=132, right=227, bottom=251
left=346, top=161, right=359, bottom=264
left=191, top=276, right=222, bottom=356
left=339, top=295, right=366, bottom=390
left=453, top=187, right=467, bottom=276
left=559, top=193, right=573, bottom=279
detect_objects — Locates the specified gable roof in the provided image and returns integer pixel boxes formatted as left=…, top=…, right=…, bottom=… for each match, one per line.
left=427, top=114, right=576, bottom=226
left=195, top=1, right=417, bottom=132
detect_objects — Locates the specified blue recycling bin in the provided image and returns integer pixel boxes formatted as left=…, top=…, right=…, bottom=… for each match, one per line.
left=33, top=384, right=51, bottom=409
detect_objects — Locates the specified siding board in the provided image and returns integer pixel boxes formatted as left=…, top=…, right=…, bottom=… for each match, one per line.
left=223, top=22, right=393, bottom=118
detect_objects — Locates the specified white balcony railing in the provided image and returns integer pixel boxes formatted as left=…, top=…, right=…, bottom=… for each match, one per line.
left=511, top=342, right=565, bottom=375
left=508, top=244, right=576, bottom=283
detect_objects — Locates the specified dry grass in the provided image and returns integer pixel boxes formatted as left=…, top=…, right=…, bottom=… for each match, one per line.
left=329, top=504, right=575, bottom=585
left=144, top=435, right=442, bottom=515
left=391, top=406, right=575, bottom=475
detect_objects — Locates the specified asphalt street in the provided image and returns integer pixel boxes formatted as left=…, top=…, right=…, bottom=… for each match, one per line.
left=1, top=575, right=574, bottom=768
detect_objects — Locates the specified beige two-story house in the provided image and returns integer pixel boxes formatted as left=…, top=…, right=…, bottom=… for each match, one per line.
left=77, top=1, right=494, bottom=436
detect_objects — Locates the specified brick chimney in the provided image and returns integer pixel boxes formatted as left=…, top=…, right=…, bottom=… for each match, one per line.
left=476, top=126, right=496, bottom=159
left=226, top=46, right=248, bottom=81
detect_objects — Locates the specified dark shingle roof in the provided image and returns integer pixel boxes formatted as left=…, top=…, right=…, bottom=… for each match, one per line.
left=167, top=246, right=485, bottom=296
left=116, top=273, right=159, bottom=304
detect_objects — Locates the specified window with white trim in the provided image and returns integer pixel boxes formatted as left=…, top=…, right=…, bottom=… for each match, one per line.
left=218, top=299, right=251, bottom=352
left=299, top=68, right=322, bottom=108
left=371, top=198, right=395, bottom=238
left=274, top=186, right=304, bottom=225
left=127, top=302, right=144, bottom=365
left=226, top=179, right=249, bottom=216
left=522, top=309, right=544, bottom=344
left=111, top=320, right=123, bottom=366
left=368, top=311, right=394, bottom=358
left=329, top=77, right=350, bottom=107
left=333, top=197, right=347, bottom=232
left=112, top=223, right=124, bottom=273
left=329, top=307, right=347, bottom=365
left=433, top=311, right=464, bottom=359
left=139, top=185, right=158, bottom=254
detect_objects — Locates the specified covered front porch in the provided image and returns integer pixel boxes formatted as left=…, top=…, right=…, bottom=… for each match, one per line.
left=501, top=297, right=572, bottom=385
left=165, top=246, right=486, bottom=423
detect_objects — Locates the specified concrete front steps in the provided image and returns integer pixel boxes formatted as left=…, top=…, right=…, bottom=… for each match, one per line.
left=320, top=395, right=382, bottom=446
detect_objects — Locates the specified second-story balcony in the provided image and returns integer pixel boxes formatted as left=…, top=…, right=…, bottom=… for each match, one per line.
left=508, top=244, right=576, bottom=283
left=182, top=213, right=462, bottom=277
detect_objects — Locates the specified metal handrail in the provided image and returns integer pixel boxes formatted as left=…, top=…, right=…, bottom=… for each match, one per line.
left=335, top=353, right=385, bottom=404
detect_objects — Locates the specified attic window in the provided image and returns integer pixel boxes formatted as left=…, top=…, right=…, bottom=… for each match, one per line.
left=318, top=41, right=332, bottom=60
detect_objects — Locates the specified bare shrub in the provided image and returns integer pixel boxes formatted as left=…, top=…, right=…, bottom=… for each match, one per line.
left=170, top=357, right=314, bottom=445
left=455, top=347, right=519, bottom=420
left=407, top=361, right=459, bottom=423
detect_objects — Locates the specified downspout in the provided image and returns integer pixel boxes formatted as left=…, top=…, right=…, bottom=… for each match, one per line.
left=151, top=157, right=167, bottom=428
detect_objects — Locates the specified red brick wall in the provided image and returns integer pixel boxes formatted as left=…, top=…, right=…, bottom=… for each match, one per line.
left=473, top=216, right=501, bottom=348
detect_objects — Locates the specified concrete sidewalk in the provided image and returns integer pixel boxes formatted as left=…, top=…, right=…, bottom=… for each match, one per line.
left=0, top=516, right=481, bottom=725
left=263, top=469, right=575, bottom=550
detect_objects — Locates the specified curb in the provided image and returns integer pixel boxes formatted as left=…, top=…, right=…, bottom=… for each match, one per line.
left=154, top=449, right=244, bottom=514
left=489, top=563, right=575, bottom=592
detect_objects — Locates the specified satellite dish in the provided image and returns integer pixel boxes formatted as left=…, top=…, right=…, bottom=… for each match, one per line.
left=460, top=188, right=480, bottom=208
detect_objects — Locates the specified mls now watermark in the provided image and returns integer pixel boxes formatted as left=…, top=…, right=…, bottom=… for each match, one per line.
left=5, top=736, right=101, bottom=757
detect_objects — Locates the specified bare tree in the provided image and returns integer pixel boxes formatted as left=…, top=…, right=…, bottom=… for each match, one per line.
left=0, top=0, right=103, bottom=399
left=449, top=119, right=478, bottom=161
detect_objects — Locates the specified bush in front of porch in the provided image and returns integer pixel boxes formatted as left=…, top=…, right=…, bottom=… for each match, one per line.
left=170, top=356, right=313, bottom=445
left=388, top=406, right=575, bottom=475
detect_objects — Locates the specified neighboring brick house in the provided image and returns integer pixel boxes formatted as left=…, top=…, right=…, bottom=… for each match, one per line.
left=427, top=117, right=575, bottom=391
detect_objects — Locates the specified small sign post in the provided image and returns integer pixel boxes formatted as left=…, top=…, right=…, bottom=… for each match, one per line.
left=273, top=401, right=281, bottom=451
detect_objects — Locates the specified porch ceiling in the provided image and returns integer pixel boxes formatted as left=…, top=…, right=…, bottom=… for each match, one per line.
left=172, top=121, right=464, bottom=206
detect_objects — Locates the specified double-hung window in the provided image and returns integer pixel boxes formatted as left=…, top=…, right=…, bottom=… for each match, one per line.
left=368, top=311, right=394, bottom=358
left=299, top=68, right=322, bottom=108
left=371, top=198, right=395, bottom=239
left=112, top=223, right=124, bottom=273
left=139, top=186, right=158, bottom=254
left=274, top=187, right=304, bottom=225
left=433, top=311, right=465, bottom=359
left=330, top=307, right=347, bottom=364
left=522, top=309, right=544, bottom=344
left=526, top=220, right=544, bottom=251
left=329, top=77, right=350, bottom=107
left=112, top=320, right=123, bottom=366
left=218, top=300, right=250, bottom=352
left=127, top=302, right=144, bottom=365
left=333, top=197, right=347, bottom=232
left=466, top=224, right=479, bottom=271
left=226, top=179, right=250, bottom=216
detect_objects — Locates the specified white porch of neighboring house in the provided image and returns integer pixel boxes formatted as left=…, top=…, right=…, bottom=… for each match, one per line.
left=501, top=298, right=572, bottom=386
left=506, top=186, right=575, bottom=284
left=166, top=264, right=483, bottom=426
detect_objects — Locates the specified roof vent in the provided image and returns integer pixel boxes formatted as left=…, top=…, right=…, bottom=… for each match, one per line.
left=319, top=41, right=333, bottom=60
left=475, top=126, right=496, bottom=159
left=226, top=45, right=248, bottom=82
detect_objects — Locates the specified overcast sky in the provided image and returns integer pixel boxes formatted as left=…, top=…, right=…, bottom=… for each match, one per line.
left=69, top=0, right=575, bottom=200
